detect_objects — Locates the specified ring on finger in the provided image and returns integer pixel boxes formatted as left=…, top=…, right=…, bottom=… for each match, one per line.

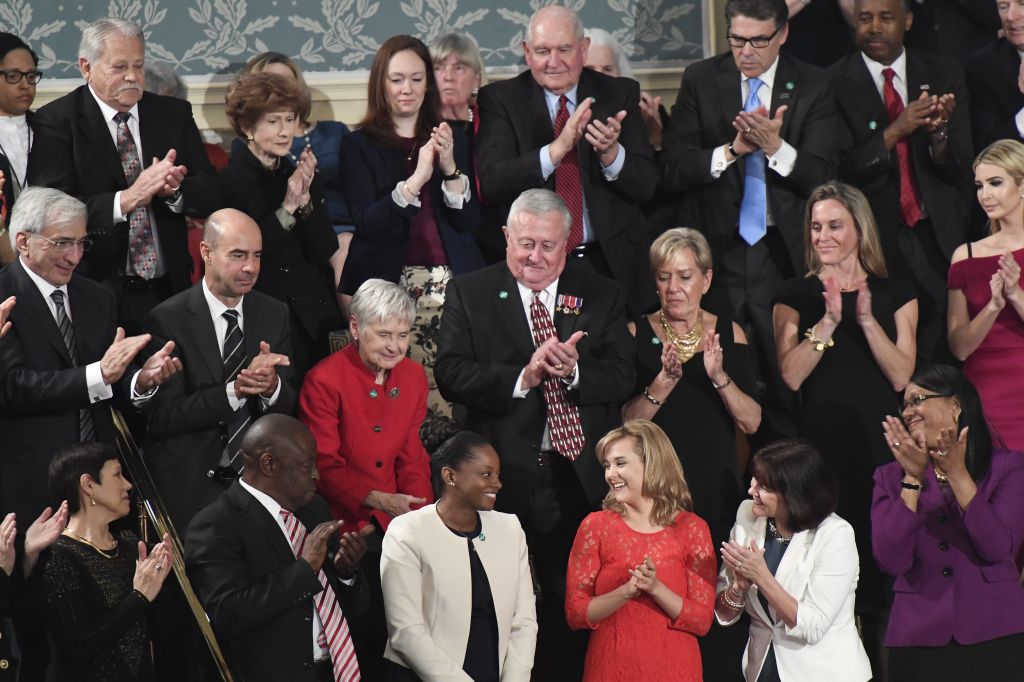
left=936, top=449, right=948, bottom=457
left=744, top=127, right=752, bottom=134
left=894, top=440, right=900, bottom=447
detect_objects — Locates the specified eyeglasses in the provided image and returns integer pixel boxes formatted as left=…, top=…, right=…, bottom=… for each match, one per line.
left=726, top=27, right=781, bottom=49
left=901, top=393, right=950, bottom=411
left=29, top=233, right=93, bottom=252
left=0, top=69, right=43, bottom=85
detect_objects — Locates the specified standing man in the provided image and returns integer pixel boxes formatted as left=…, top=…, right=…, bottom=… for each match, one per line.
left=474, top=5, right=658, bottom=314
left=830, top=0, right=972, bottom=363
left=661, top=0, right=843, bottom=441
left=435, top=188, right=634, bottom=679
left=965, top=0, right=1024, bottom=152
left=186, top=414, right=370, bottom=682
left=28, top=17, right=222, bottom=333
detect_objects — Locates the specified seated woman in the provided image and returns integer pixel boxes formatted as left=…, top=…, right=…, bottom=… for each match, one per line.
left=380, top=428, right=537, bottom=682
left=566, top=420, right=716, bottom=682
left=222, top=72, right=341, bottom=379
left=340, top=35, right=483, bottom=417
left=42, top=443, right=172, bottom=682
left=875, top=365, right=1024, bottom=682
left=716, top=439, right=871, bottom=682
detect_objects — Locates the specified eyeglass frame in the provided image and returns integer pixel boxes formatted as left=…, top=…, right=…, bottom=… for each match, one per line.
left=0, top=69, right=44, bottom=85
left=900, top=392, right=951, bottom=412
left=28, top=232, right=94, bottom=253
left=726, top=26, right=782, bottom=49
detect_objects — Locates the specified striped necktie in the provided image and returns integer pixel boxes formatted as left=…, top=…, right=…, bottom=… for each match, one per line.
left=553, top=94, right=586, bottom=251
left=50, top=290, right=96, bottom=441
left=221, top=309, right=248, bottom=473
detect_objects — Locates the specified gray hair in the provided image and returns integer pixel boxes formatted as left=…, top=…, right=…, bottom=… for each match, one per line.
left=526, top=5, right=585, bottom=45
left=430, top=32, right=487, bottom=85
left=584, top=28, right=633, bottom=79
left=349, top=279, right=416, bottom=328
left=79, top=17, right=145, bottom=63
left=507, top=188, right=572, bottom=237
left=9, top=187, right=87, bottom=249
left=144, top=61, right=186, bottom=99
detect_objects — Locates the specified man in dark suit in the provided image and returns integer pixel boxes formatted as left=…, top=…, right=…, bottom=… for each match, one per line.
left=905, top=0, right=1000, bottom=62
left=185, top=414, right=370, bottom=682
left=661, top=0, right=843, bottom=440
left=28, top=17, right=221, bottom=333
left=829, top=0, right=972, bottom=363
left=965, top=1, right=1024, bottom=152
left=474, top=5, right=658, bottom=314
left=435, top=188, right=634, bottom=679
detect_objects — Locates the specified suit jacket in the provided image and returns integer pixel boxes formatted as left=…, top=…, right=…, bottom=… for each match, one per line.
left=380, top=505, right=537, bottom=681
left=662, top=53, right=842, bottom=274
left=716, top=501, right=872, bottom=682
left=141, top=283, right=296, bottom=531
left=474, top=69, right=658, bottom=292
left=966, top=38, right=1024, bottom=152
left=185, top=482, right=369, bottom=682
left=434, top=261, right=635, bottom=515
left=829, top=49, right=973, bottom=261
left=0, top=259, right=127, bottom=522
left=872, top=451, right=1024, bottom=646
left=0, top=110, right=32, bottom=216
left=905, top=0, right=1001, bottom=62
left=28, top=86, right=222, bottom=294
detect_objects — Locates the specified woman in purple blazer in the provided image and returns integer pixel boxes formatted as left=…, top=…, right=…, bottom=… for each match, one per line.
left=874, top=364, right=1024, bottom=682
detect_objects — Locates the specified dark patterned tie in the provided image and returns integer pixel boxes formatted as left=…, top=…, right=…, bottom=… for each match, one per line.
left=529, top=291, right=585, bottom=460
left=552, top=95, right=586, bottom=251
left=50, top=290, right=97, bottom=442
left=882, top=68, right=923, bottom=227
left=113, top=112, right=158, bottom=278
left=222, top=309, right=249, bottom=473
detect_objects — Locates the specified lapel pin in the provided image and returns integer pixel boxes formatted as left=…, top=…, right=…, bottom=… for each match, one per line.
left=652, top=336, right=661, bottom=345
left=785, top=81, right=794, bottom=90
left=919, top=84, right=929, bottom=91
left=389, top=387, right=400, bottom=399
left=869, top=120, right=877, bottom=130
left=368, top=388, right=378, bottom=399
left=498, top=290, right=509, bottom=299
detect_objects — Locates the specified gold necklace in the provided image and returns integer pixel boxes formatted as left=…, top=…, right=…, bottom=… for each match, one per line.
left=660, top=309, right=704, bottom=363
left=63, top=528, right=119, bottom=559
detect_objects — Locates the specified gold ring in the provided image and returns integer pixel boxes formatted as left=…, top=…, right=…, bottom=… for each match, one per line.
left=555, top=363, right=564, bottom=370
left=744, top=127, right=752, bottom=134
left=894, top=441, right=900, bottom=447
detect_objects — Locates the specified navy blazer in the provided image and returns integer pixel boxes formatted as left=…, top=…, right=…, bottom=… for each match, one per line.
left=339, top=127, right=483, bottom=294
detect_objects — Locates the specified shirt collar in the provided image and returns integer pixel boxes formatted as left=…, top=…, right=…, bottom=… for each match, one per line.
left=238, top=478, right=284, bottom=520
left=744, top=57, right=779, bottom=91
left=516, top=277, right=559, bottom=305
left=202, top=278, right=243, bottom=321
left=861, top=48, right=907, bottom=85
left=87, top=84, right=140, bottom=125
left=19, top=256, right=68, bottom=302
left=543, top=84, right=580, bottom=110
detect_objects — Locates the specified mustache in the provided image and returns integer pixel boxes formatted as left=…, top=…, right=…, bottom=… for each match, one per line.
left=116, top=84, right=142, bottom=94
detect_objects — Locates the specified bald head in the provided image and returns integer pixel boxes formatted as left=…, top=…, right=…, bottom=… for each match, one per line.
left=201, top=208, right=262, bottom=307
left=240, top=414, right=319, bottom=511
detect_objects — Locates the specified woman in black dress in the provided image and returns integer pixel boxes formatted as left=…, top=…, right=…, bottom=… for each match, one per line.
left=772, top=181, right=917, bottom=671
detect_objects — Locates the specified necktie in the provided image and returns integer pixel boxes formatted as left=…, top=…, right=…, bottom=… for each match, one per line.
left=529, top=291, right=585, bottom=460
left=552, top=95, right=586, bottom=251
left=222, top=310, right=249, bottom=473
left=113, top=112, right=158, bottom=278
left=739, top=78, right=767, bottom=246
left=279, top=509, right=360, bottom=682
left=882, top=68, right=923, bottom=227
left=51, top=290, right=96, bottom=442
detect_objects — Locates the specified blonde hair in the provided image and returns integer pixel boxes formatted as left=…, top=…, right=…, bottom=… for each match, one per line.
left=595, top=420, right=693, bottom=526
left=803, top=182, right=888, bottom=277
left=649, top=227, right=713, bottom=274
left=973, top=139, right=1024, bottom=234
left=240, top=52, right=311, bottom=124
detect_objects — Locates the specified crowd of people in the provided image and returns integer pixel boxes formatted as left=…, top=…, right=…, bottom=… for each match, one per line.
left=1, top=0, right=1023, bottom=681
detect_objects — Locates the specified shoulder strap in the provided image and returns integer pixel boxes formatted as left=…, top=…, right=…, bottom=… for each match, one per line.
left=967, top=241, right=973, bottom=258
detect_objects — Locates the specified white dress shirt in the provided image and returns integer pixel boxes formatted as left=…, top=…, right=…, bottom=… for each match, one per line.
left=861, top=49, right=910, bottom=106
left=0, top=114, right=31, bottom=195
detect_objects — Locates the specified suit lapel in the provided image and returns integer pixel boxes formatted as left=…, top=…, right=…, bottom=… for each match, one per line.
left=227, top=482, right=296, bottom=564
left=67, top=275, right=107, bottom=364
left=78, top=87, right=129, bottom=189
left=904, top=49, right=930, bottom=106
left=185, top=284, right=226, bottom=382
left=10, top=260, right=73, bottom=365
left=497, top=267, right=536, bottom=357
left=772, top=57, right=798, bottom=142
left=137, top=95, right=169, bottom=164
left=742, top=516, right=774, bottom=626
left=240, top=294, right=263, bottom=362
left=843, top=54, right=889, bottom=132
left=715, top=58, right=744, bottom=175
left=525, top=75, right=557, bottom=176
left=770, top=525, right=814, bottom=621
left=553, top=267, right=583, bottom=341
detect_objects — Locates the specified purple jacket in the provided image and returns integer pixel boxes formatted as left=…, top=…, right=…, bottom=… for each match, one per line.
left=872, top=449, right=1024, bottom=646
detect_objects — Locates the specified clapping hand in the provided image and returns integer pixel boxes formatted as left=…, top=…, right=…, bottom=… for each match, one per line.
left=0, top=295, right=14, bottom=338
left=702, top=329, right=727, bottom=386
left=930, top=425, right=970, bottom=478
left=638, top=92, right=663, bottom=149
left=734, top=105, right=787, bottom=156
left=135, top=340, right=183, bottom=393
left=627, top=555, right=661, bottom=594
left=430, top=122, right=457, bottom=177
left=882, top=414, right=929, bottom=480
left=855, top=280, right=874, bottom=327
left=822, top=276, right=843, bottom=325
left=133, top=534, right=173, bottom=602
left=997, top=252, right=1022, bottom=303
left=334, top=523, right=375, bottom=572
left=987, top=271, right=1006, bottom=313
left=0, top=512, right=15, bottom=577
left=721, top=539, right=768, bottom=585
left=585, top=109, right=626, bottom=166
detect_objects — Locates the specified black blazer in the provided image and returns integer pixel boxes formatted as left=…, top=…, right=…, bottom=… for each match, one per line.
left=474, top=69, right=658, bottom=288
left=28, top=86, right=222, bottom=294
left=185, top=483, right=369, bottom=682
left=0, top=110, right=32, bottom=216
left=141, top=284, right=296, bottom=531
left=434, top=261, right=635, bottom=515
left=828, top=49, right=973, bottom=260
left=0, top=260, right=127, bottom=522
left=338, top=127, right=483, bottom=295
left=966, top=38, right=1024, bottom=152
left=661, top=52, right=843, bottom=274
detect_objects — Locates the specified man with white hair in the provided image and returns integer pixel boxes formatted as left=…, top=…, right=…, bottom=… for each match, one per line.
left=28, top=16, right=221, bottom=334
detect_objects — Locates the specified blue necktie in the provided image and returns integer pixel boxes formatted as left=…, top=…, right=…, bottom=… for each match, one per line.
left=738, top=77, right=767, bottom=246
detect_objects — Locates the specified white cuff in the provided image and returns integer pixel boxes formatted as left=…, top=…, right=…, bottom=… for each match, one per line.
left=441, top=174, right=470, bottom=209
left=87, top=362, right=114, bottom=402
left=711, top=145, right=737, bottom=179
left=600, top=144, right=626, bottom=181
left=392, top=181, right=422, bottom=208
left=767, top=140, right=797, bottom=177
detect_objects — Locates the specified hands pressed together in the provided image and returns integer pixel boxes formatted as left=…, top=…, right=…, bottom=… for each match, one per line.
left=551, top=97, right=629, bottom=168
left=299, top=520, right=374, bottom=574
left=523, top=330, right=586, bottom=390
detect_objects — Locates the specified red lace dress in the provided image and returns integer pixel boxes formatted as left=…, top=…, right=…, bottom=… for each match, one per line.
left=565, top=509, right=716, bottom=682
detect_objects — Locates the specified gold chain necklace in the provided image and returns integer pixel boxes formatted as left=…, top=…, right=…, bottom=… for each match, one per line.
left=63, top=528, right=119, bottom=559
left=660, top=309, right=704, bottom=363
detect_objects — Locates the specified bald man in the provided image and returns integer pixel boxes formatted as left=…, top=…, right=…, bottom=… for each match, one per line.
left=186, top=414, right=370, bottom=682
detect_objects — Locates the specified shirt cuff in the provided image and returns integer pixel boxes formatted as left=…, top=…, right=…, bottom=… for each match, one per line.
left=561, top=364, right=581, bottom=390
left=513, top=369, right=530, bottom=399
left=113, top=191, right=126, bottom=223
left=392, top=181, right=422, bottom=208
left=600, top=144, right=626, bottom=180
left=441, top=174, right=470, bottom=209
left=87, top=362, right=114, bottom=402
left=226, top=382, right=246, bottom=411
left=710, top=145, right=735, bottom=179
left=259, top=378, right=283, bottom=407
left=129, top=370, right=159, bottom=405
left=767, top=141, right=797, bottom=177
left=275, top=207, right=297, bottom=231
left=1016, top=108, right=1024, bottom=138
left=164, top=192, right=185, bottom=214
left=540, top=145, right=556, bottom=181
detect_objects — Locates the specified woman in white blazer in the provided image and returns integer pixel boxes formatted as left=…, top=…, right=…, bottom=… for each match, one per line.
left=380, top=430, right=537, bottom=681
left=715, top=439, right=871, bottom=682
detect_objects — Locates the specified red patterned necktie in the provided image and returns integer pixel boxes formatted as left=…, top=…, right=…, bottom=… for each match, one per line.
left=279, top=509, right=360, bottom=682
left=530, top=291, right=585, bottom=460
left=882, top=68, right=923, bottom=227
left=113, top=112, right=158, bottom=278
left=552, top=95, right=586, bottom=251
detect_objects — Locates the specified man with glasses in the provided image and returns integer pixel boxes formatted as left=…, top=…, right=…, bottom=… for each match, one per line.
left=661, top=0, right=842, bottom=453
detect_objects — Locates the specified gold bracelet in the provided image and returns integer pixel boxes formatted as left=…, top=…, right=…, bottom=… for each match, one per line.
left=803, top=325, right=835, bottom=352
left=721, top=585, right=746, bottom=610
left=642, top=385, right=664, bottom=406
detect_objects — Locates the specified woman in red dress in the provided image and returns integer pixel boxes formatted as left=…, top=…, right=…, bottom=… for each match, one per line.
left=565, top=420, right=715, bottom=682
